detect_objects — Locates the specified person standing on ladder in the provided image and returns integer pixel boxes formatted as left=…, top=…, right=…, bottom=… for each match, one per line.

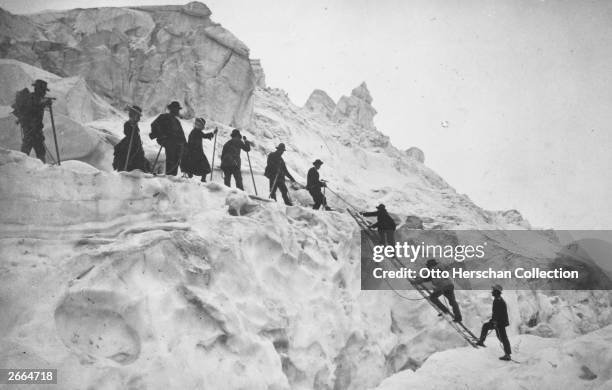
left=415, top=259, right=463, bottom=323
left=220, top=129, right=251, bottom=190
left=361, top=204, right=396, bottom=245
left=265, top=143, right=296, bottom=206
left=181, top=117, right=217, bottom=182
left=12, top=79, right=53, bottom=163
left=150, top=101, right=186, bottom=176
left=113, top=105, right=150, bottom=172
left=307, top=159, right=331, bottom=210
left=476, top=284, right=512, bottom=361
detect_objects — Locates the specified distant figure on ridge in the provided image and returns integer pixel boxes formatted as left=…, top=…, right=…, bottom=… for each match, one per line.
left=150, top=101, right=186, bottom=175
left=220, top=129, right=251, bottom=190
left=476, top=284, right=512, bottom=361
left=361, top=204, right=397, bottom=245
left=415, top=258, right=463, bottom=323
left=307, top=159, right=330, bottom=210
left=12, top=79, right=53, bottom=163
left=113, top=105, right=150, bottom=172
left=265, top=143, right=296, bottom=206
left=181, top=118, right=217, bottom=182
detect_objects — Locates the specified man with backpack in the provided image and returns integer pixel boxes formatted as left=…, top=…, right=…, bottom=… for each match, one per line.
left=12, top=79, right=53, bottom=162
left=476, top=284, right=512, bottom=361
left=265, top=143, right=296, bottom=206
left=113, top=105, right=150, bottom=172
left=220, top=129, right=251, bottom=190
left=150, top=101, right=186, bottom=175
left=306, top=159, right=330, bottom=210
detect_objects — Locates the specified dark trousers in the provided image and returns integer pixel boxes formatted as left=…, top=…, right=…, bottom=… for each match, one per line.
left=223, top=167, right=244, bottom=190
left=378, top=230, right=395, bottom=246
left=480, top=321, right=511, bottom=355
left=165, top=144, right=183, bottom=176
left=309, top=189, right=327, bottom=209
left=430, top=286, right=462, bottom=321
left=270, top=178, right=292, bottom=205
left=21, top=136, right=46, bottom=163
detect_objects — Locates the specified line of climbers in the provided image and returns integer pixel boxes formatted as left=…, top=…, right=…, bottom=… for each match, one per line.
left=12, top=84, right=332, bottom=211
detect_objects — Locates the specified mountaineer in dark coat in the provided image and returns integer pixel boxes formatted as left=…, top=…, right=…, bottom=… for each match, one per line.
left=306, top=159, right=330, bottom=210
left=415, top=259, right=463, bottom=323
left=361, top=204, right=397, bottom=245
left=477, top=284, right=512, bottom=361
left=265, top=143, right=296, bottom=206
left=12, top=79, right=53, bottom=162
left=113, top=105, right=150, bottom=172
left=220, top=129, right=251, bottom=190
left=181, top=117, right=217, bottom=182
left=150, top=101, right=186, bottom=176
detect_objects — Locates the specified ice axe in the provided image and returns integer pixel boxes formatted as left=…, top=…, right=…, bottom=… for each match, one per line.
left=244, top=136, right=257, bottom=195
left=210, top=127, right=218, bottom=181
left=152, top=145, right=163, bottom=174
left=123, top=122, right=136, bottom=171
left=47, top=100, right=61, bottom=165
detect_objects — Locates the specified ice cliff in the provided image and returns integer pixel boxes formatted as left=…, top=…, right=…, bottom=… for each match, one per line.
left=1, top=2, right=612, bottom=390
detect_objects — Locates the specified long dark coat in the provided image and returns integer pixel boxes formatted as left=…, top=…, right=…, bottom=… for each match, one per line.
left=181, top=128, right=214, bottom=177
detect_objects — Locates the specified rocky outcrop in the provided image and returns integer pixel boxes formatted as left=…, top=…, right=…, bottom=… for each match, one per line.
left=0, top=2, right=256, bottom=127
left=304, top=89, right=336, bottom=118
left=250, top=59, right=266, bottom=88
left=333, top=82, right=377, bottom=130
left=405, top=147, right=425, bottom=163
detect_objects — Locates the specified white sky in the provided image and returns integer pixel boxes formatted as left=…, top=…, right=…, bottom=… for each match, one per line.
left=2, top=0, right=611, bottom=229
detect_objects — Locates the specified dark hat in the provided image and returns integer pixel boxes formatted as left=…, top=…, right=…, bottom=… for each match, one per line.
left=426, top=258, right=438, bottom=267
left=231, top=129, right=241, bottom=138
left=167, top=101, right=182, bottom=110
left=313, top=159, right=323, bottom=166
left=376, top=203, right=386, bottom=209
left=32, top=79, right=50, bottom=91
left=194, top=117, right=206, bottom=128
left=127, top=105, right=143, bottom=115
left=276, top=143, right=286, bottom=151
left=492, top=284, right=503, bottom=292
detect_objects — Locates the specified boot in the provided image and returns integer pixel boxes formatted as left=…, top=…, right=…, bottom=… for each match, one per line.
left=499, top=354, right=511, bottom=361
left=475, top=340, right=485, bottom=347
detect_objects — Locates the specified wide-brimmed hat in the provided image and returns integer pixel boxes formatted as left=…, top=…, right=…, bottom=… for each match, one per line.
left=276, top=143, right=286, bottom=151
left=167, top=101, right=182, bottom=110
left=492, top=284, right=503, bottom=292
left=376, top=203, right=386, bottom=210
left=194, top=117, right=206, bottom=128
left=32, top=79, right=50, bottom=91
left=426, top=258, right=438, bottom=267
left=313, top=159, right=323, bottom=166
left=127, top=105, right=142, bottom=115
left=231, top=129, right=241, bottom=138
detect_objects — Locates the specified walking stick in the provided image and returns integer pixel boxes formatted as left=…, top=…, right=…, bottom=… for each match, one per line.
left=152, top=145, right=163, bottom=173
left=269, top=170, right=280, bottom=199
left=210, top=127, right=218, bottom=181
left=123, top=122, right=136, bottom=171
left=246, top=150, right=257, bottom=195
left=48, top=103, right=61, bottom=165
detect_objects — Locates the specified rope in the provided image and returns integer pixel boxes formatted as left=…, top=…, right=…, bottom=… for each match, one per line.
left=325, top=186, right=361, bottom=212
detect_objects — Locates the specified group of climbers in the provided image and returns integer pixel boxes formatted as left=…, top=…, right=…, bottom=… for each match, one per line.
left=12, top=83, right=514, bottom=361
left=12, top=83, right=332, bottom=210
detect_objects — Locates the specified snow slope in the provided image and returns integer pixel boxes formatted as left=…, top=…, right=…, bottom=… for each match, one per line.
left=372, top=326, right=612, bottom=390
left=1, top=149, right=611, bottom=390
